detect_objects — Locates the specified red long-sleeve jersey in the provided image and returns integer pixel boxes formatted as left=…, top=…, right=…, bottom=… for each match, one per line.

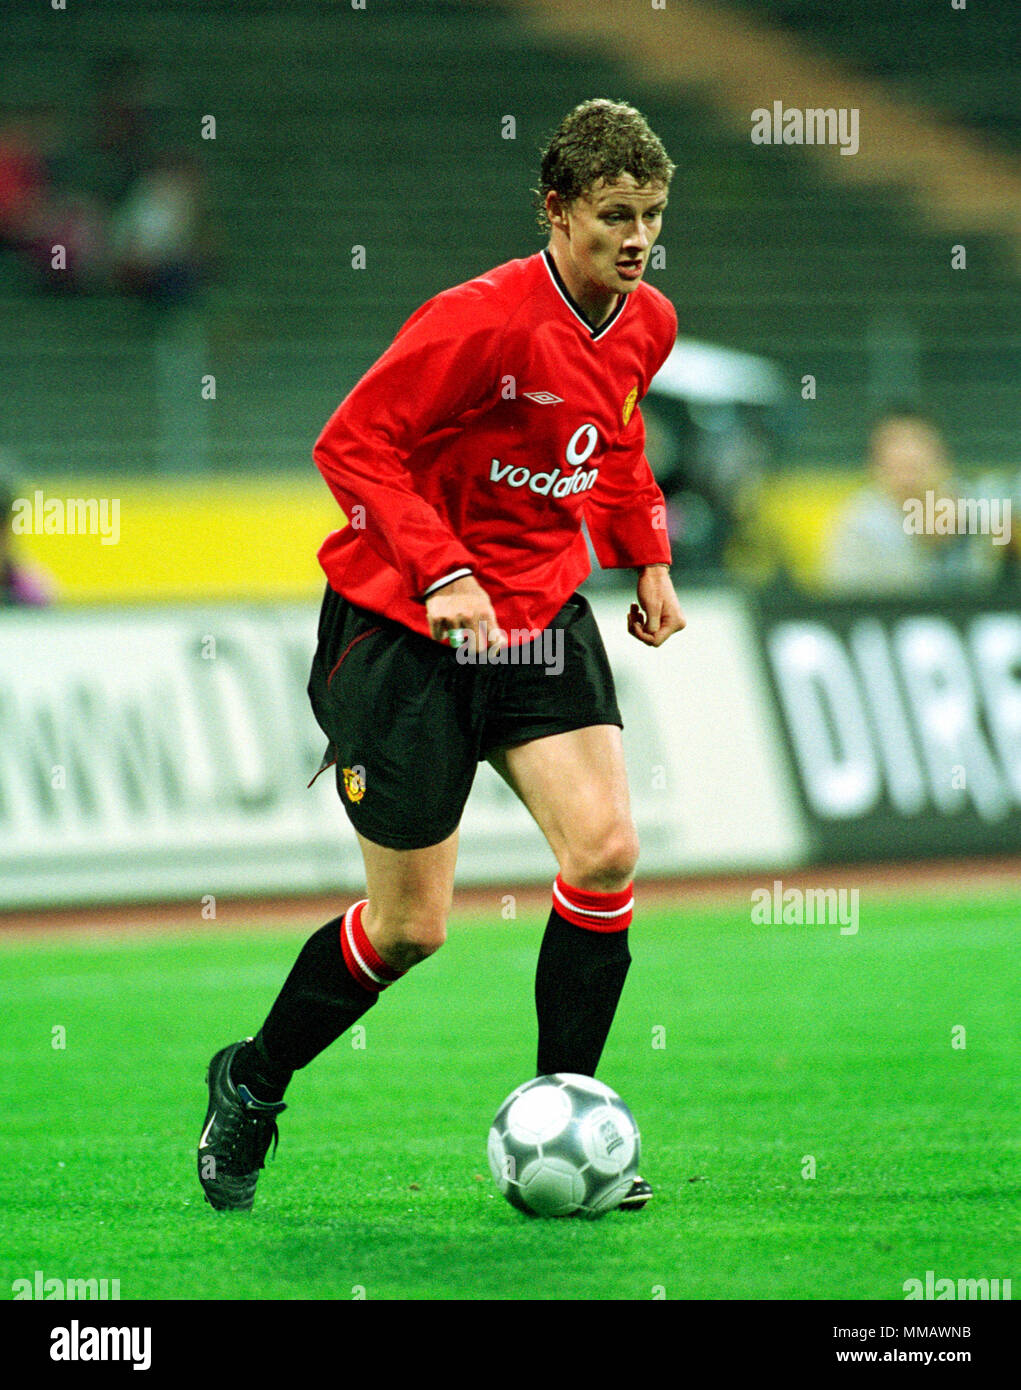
left=313, top=248, right=675, bottom=641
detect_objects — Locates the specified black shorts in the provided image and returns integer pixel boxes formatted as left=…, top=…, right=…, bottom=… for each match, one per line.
left=307, top=584, right=623, bottom=850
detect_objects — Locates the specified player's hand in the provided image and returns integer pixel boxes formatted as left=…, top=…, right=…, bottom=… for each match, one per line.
left=628, top=564, right=686, bottom=647
left=425, top=574, right=504, bottom=653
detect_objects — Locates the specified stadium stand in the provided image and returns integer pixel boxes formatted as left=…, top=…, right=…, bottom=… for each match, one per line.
left=0, top=0, right=1017, bottom=483
left=721, top=0, right=1021, bottom=148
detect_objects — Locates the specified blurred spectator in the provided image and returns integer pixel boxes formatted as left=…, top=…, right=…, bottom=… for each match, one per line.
left=24, top=189, right=109, bottom=294
left=0, top=104, right=108, bottom=292
left=0, top=459, right=55, bottom=608
left=0, top=108, right=51, bottom=251
left=821, top=405, right=998, bottom=594
left=0, top=56, right=214, bottom=306
left=110, top=149, right=212, bottom=308
left=973, top=466, right=1021, bottom=588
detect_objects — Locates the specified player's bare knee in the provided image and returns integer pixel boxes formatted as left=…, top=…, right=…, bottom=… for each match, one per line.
left=362, top=902, right=448, bottom=970
left=404, top=917, right=448, bottom=958
left=562, top=823, right=639, bottom=892
left=389, top=914, right=448, bottom=967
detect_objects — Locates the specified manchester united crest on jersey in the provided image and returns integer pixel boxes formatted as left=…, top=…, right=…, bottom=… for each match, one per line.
left=342, top=766, right=366, bottom=803
left=622, top=385, right=639, bottom=427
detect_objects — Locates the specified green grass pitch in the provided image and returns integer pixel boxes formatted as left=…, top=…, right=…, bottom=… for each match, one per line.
left=1, top=890, right=1017, bottom=1301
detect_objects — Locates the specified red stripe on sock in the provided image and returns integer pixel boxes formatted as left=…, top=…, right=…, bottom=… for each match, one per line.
left=339, top=900, right=404, bottom=993
left=552, top=874, right=634, bottom=932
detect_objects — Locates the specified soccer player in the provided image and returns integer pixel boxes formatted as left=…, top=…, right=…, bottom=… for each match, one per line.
left=198, top=99, right=686, bottom=1212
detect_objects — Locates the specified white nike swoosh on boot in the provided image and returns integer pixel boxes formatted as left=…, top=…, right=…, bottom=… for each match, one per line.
left=199, top=1111, right=217, bottom=1149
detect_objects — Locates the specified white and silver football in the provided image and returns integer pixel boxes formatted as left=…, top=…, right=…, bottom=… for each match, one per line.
left=487, top=1073, right=640, bottom=1218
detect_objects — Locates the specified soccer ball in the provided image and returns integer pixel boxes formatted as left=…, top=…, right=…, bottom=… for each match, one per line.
left=487, top=1073, right=640, bottom=1218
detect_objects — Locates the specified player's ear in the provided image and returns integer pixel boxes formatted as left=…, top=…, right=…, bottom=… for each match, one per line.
left=545, top=190, right=569, bottom=232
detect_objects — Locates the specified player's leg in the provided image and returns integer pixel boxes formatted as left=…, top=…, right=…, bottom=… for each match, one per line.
left=358, top=827, right=459, bottom=971
left=199, top=830, right=457, bottom=1212
left=234, top=583, right=474, bottom=1100
left=199, top=583, right=478, bottom=1210
left=489, top=722, right=652, bottom=1209
left=493, top=723, right=637, bottom=891
left=238, top=827, right=458, bottom=1096
left=489, top=723, right=639, bottom=1078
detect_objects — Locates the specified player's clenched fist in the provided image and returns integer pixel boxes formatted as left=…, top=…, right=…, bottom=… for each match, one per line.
left=425, top=574, right=504, bottom=653
left=628, top=564, right=686, bottom=647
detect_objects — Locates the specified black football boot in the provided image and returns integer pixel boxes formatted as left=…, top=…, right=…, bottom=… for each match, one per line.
left=198, top=1040, right=286, bottom=1211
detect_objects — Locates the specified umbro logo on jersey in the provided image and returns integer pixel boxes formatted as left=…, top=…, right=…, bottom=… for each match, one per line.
left=522, top=391, right=563, bottom=405
left=489, top=458, right=598, bottom=497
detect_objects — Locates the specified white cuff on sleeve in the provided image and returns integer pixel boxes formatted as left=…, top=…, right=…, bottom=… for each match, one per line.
left=422, top=567, right=473, bottom=598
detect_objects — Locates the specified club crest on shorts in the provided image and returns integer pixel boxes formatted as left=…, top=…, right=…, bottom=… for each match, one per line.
left=622, top=385, right=638, bottom=426
left=342, top=766, right=366, bottom=803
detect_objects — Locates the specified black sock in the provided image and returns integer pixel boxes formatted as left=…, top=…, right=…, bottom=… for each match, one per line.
left=232, top=912, right=384, bottom=1100
left=534, top=910, right=631, bottom=1077
left=230, top=1031, right=294, bottom=1104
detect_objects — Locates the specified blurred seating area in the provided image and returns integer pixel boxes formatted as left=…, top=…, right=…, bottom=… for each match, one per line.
left=720, top=0, right=1020, bottom=148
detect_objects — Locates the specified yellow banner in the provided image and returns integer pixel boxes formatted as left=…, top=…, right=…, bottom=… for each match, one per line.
left=11, top=477, right=341, bottom=602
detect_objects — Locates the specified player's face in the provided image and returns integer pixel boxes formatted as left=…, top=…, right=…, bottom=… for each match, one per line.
left=547, top=175, right=668, bottom=312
